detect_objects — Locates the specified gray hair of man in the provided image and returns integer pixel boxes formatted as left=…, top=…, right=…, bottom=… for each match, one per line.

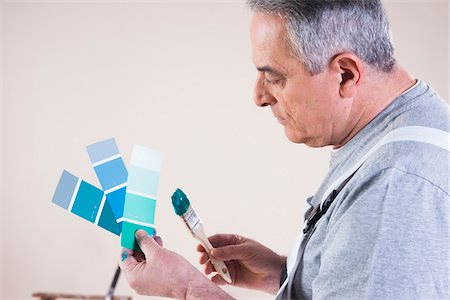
left=247, top=0, right=396, bottom=75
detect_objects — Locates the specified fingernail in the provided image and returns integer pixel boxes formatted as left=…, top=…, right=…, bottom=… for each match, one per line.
left=154, top=235, right=163, bottom=247
left=121, top=252, right=128, bottom=261
left=135, top=229, right=148, bottom=240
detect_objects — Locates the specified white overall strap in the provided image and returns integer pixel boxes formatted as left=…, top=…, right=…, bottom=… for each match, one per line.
left=275, top=227, right=303, bottom=298
left=275, top=203, right=312, bottom=298
left=320, top=126, right=450, bottom=209
left=276, top=126, right=450, bottom=299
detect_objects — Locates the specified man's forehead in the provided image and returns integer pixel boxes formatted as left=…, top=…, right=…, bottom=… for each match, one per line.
left=250, top=12, right=292, bottom=69
left=250, top=12, right=287, bottom=47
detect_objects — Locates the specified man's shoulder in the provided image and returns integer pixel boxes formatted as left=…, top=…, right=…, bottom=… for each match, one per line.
left=356, top=139, right=449, bottom=196
left=355, top=80, right=449, bottom=195
left=328, top=145, right=448, bottom=237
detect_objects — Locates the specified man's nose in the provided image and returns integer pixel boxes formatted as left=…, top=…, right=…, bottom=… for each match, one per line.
left=254, top=75, right=276, bottom=107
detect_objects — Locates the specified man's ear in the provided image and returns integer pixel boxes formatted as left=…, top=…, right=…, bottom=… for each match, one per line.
left=329, top=53, right=363, bottom=98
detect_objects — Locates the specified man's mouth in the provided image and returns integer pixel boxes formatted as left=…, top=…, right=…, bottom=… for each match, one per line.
left=275, top=116, right=285, bottom=125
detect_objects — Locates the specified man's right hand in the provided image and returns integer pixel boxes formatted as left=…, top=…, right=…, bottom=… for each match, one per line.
left=197, top=234, right=286, bottom=295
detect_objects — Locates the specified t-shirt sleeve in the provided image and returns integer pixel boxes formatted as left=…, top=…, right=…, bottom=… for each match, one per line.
left=312, top=167, right=449, bottom=300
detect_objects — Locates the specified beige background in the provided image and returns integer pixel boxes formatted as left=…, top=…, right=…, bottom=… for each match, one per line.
left=0, top=1, right=448, bottom=299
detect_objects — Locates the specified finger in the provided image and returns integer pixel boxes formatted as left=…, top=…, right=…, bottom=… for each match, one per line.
left=154, top=235, right=163, bottom=247
left=207, top=234, right=244, bottom=248
left=135, top=229, right=161, bottom=260
left=196, top=243, right=207, bottom=253
left=134, top=250, right=146, bottom=262
left=198, top=252, right=210, bottom=265
left=210, top=244, right=246, bottom=261
left=122, top=248, right=134, bottom=256
left=119, top=249, right=137, bottom=270
left=211, top=274, right=228, bottom=286
left=204, top=261, right=215, bottom=275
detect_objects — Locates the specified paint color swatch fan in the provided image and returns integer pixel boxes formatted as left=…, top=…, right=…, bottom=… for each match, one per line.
left=51, top=138, right=164, bottom=250
left=51, top=138, right=163, bottom=298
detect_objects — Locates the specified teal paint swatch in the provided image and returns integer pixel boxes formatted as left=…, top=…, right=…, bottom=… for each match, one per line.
left=121, top=145, right=163, bottom=250
left=98, top=201, right=121, bottom=235
left=123, top=193, right=157, bottom=224
left=121, top=221, right=155, bottom=250
left=52, top=170, right=121, bottom=236
left=71, top=181, right=103, bottom=223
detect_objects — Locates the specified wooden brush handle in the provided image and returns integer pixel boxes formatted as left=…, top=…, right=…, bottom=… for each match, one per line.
left=195, top=225, right=232, bottom=284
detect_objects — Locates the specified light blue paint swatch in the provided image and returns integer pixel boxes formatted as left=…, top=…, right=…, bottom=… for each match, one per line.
left=121, top=145, right=163, bottom=250
left=52, top=170, right=121, bottom=236
left=86, top=138, right=128, bottom=228
left=127, top=165, right=160, bottom=197
left=86, top=138, right=119, bottom=164
left=93, top=157, right=128, bottom=191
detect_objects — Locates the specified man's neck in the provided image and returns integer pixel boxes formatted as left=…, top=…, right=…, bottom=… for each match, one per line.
left=335, top=65, right=415, bottom=148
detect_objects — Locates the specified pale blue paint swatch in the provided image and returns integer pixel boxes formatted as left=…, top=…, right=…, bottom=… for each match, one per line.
left=86, top=138, right=119, bottom=164
left=52, top=170, right=78, bottom=210
left=127, top=165, right=160, bottom=197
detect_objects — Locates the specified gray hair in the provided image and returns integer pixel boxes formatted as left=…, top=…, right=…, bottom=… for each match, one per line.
left=247, top=0, right=396, bottom=74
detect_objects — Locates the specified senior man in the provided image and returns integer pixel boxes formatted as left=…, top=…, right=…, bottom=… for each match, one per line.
left=120, top=1, right=449, bottom=299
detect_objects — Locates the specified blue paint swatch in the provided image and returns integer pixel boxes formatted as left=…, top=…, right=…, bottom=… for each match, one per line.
left=121, top=145, right=163, bottom=250
left=87, top=138, right=128, bottom=228
left=51, top=170, right=78, bottom=210
left=52, top=170, right=121, bottom=236
left=93, top=158, right=127, bottom=191
left=106, top=187, right=126, bottom=224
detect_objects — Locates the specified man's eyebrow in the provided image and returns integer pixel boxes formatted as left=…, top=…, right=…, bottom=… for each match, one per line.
left=256, top=66, right=284, bottom=77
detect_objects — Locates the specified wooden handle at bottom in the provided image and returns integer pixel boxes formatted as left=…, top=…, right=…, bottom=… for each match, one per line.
left=194, top=227, right=232, bottom=284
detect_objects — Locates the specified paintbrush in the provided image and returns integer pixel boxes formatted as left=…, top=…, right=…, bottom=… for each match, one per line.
left=171, top=188, right=232, bottom=284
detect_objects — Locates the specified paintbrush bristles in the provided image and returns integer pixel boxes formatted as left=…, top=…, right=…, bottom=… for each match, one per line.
left=171, top=188, right=190, bottom=216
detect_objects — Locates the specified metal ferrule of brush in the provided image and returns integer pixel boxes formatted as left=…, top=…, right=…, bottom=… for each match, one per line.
left=182, top=205, right=202, bottom=234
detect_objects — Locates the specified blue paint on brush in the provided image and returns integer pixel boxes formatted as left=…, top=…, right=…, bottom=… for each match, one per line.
left=171, top=188, right=190, bottom=216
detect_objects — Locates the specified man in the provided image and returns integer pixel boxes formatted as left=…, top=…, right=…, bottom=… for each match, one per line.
left=120, top=1, right=449, bottom=299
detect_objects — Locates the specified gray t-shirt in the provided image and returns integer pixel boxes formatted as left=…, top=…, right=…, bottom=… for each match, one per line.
left=287, top=80, right=449, bottom=299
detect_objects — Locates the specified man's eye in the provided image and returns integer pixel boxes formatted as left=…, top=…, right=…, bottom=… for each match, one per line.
left=265, top=77, right=281, bottom=85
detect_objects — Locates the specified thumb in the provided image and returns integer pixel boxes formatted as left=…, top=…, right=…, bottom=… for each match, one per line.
left=136, top=229, right=160, bottom=259
left=210, top=244, right=247, bottom=261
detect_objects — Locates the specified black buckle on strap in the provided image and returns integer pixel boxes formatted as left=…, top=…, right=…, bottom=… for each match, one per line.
left=303, top=190, right=336, bottom=235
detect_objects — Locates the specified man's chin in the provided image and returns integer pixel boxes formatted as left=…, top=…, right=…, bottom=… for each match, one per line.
left=284, top=127, right=305, bottom=144
left=284, top=128, right=324, bottom=148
